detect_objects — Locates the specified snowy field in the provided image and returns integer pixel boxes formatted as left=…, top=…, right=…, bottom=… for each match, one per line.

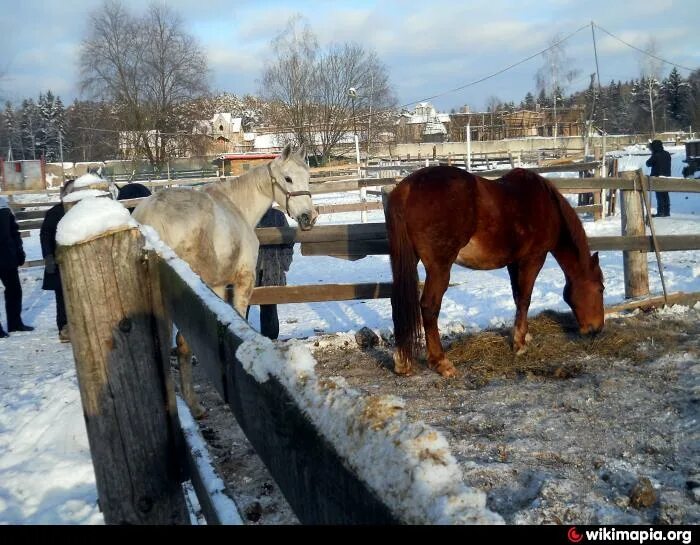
left=0, top=146, right=698, bottom=524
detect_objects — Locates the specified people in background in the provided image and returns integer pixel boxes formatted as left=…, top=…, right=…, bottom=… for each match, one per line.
left=0, top=196, right=33, bottom=337
left=117, top=182, right=152, bottom=212
left=246, top=208, right=294, bottom=340
left=646, top=140, right=672, bottom=217
left=40, top=180, right=75, bottom=342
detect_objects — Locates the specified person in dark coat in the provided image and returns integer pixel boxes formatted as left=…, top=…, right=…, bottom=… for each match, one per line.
left=646, top=140, right=672, bottom=217
left=40, top=183, right=71, bottom=341
left=0, top=196, right=33, bottom=336
left=117, top=182, right=152, bottom=212
left=246, top=208, right=294, bottom=340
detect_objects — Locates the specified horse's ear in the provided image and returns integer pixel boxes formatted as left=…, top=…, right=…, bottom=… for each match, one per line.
left=590, top=252, right=599, bottom=268
left=280, top=143, right=292, bottom=160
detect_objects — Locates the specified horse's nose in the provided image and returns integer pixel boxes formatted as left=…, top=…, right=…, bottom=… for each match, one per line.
left=298, top=213, right=312, bottom=230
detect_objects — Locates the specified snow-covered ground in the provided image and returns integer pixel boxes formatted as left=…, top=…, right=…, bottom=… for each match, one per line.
left=1, top=146, right=698, bottom=524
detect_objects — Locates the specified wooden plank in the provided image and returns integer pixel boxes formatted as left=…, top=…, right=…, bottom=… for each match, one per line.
left=157, top=260, right=228, bottom=401
left=573, top=204, right=603, bottom=214
left=311, top=177, right=400, bottom=195
left=17, top=219, right=43, bottom=230
left=176, top=397, right=243, bottom=525
left=605, top=291, right=700, bottom=314
left=256, top=222, right=387, bottom=245
left=250, top=283, right=394, bottom=304
left=15, top=209, right=47, bottom=220
left=315, top=201, right=384, bottom=215
left=300, top=234, right=700, bottom=257
left=480, top=161, right=600, bottom=177
left=301, top=239, right=389, bottom=257
left=9, top=201, right=58, bottom=209
left=157, top=257, right=400, bottom=524
left=589, top=235, right=700, bottom=252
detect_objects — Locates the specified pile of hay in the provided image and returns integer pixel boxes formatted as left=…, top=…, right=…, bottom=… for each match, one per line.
left=445, top=310, right=692, bottom=384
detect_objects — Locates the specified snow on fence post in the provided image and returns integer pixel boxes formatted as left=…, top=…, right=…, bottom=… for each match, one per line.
left=620, top=171, right=650, bottom=298
left=56, top=198, right=189, bottom=525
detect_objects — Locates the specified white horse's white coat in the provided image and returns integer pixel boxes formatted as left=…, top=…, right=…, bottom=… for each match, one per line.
left=132, top=145, right=317, bottom=416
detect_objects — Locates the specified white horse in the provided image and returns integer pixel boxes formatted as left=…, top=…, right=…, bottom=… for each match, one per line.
left=133, top=144, right=318, bottom=416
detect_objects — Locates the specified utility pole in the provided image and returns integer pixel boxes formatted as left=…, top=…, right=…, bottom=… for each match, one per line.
left=59, top=130, right=65, bottom=185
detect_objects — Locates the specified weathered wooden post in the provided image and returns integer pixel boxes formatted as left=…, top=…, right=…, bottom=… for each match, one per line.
left=593, top=190, right=603, bottom=221
left=57, top=202, right=189, bottom=525
left=620, top=171, right=649, bottom=298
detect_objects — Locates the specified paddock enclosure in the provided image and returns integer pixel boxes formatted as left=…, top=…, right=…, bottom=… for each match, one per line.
left=24, top=157, right=700, bottom=524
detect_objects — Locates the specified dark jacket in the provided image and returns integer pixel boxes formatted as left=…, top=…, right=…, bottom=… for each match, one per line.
left=0, top=200, right=25, bottom=270
left=117, top=183, right=152, bottom=213
left=40, top=203, right=65, bottom=291
left=646, top=140, right=672, bottom=177
left=256, top=208, right=294, bottom=287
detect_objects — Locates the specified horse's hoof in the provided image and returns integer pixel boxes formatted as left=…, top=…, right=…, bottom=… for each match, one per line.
left=515, top=344, right=528, bottom=356
left=431, top=358, right=458, bottom=378
left=393, top=352, right=414, bottom=376
left=192, top=405, right=208, bottom=420
left=525, top=333, right=532, bottom=343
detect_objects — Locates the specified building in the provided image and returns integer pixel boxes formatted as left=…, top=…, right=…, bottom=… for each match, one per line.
left=395, top=103, right=450, bottom=143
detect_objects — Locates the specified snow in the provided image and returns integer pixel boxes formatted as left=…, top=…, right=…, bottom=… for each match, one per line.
left=176, top=397, right=244, bottom=525
left=1, top=146, right=698, bottom=524
left=71, top=173, right=107, bottom=190
left=56, top=197, right=137, bottom=246
left=61, top=189, right=109, bottom=203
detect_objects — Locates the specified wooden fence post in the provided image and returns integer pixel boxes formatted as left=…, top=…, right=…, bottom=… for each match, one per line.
left=58, top=226, right=189, bottom=524
left=620, top=171, right=649, bottom=298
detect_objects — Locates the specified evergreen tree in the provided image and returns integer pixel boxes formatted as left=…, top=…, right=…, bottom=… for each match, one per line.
left=3, top=102, right=23, bottom=159
left=523, top=92, right=535, bottom=110
left=20, top=99, right=39, bottom=160
left=661, top=67, right=691, bottom=129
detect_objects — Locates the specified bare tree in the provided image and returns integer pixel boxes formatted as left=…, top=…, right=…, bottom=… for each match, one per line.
left=536, top=34, right=580, bottom=144
left=260, top=15, right=395, bottom=164
left=79, top=0, right=210, bottom=166
left=260, top=16, right=318, bottom=150
left=640, top=38, right=664, bottom=136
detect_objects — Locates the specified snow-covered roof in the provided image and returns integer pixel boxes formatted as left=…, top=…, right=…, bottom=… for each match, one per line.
left=212, top=113, right=242, bottom=133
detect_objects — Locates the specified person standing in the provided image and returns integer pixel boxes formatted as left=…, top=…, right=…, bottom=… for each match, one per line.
left=247, top=208, right=294, bottom=340
left=646, top=139, right=672, bottom=217
left=0, top=197, right=34, bottom=336
left=40, top=181, right=73, bottom=342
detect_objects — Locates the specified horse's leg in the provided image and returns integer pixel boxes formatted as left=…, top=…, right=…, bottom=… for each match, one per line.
left=421, top=261, right=456, bottom=377
left=507, top=254, right=547, bottom=355
left=231, top=269, right=256, bottom=319
left=175, top=331, right=206, bottom=419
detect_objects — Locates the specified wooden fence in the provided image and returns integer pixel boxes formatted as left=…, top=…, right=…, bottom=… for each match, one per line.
left=9, top=160, right=603, bottom=231
left=57, top=219, right=501, bottom=525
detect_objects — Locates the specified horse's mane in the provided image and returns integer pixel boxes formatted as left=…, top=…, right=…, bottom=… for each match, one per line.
left=537, top=173, right=592, bottom=265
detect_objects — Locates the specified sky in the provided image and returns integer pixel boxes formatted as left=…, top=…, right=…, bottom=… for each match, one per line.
left=0, top=0, right=698, bottom=113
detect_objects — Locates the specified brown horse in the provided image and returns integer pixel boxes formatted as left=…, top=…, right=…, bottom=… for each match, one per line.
left=387, top=166, right=605, bottom=377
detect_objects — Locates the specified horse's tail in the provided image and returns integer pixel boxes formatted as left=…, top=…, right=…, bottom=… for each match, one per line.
left=387, top=191, right=422, bottom=364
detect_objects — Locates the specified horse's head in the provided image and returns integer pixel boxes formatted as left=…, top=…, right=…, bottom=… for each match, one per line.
left=269, top=144, right=318, bottom=231
left=563, top=251, right=605, bottom=335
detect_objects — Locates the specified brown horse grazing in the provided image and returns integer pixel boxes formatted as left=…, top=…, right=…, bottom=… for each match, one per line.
left=387, top=166, right=605, bottom=377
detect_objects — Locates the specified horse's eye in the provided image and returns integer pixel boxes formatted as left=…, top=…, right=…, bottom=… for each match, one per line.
left=284, top=176, right=293, bottom=184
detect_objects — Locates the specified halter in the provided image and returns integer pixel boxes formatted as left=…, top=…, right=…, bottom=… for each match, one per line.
left=267, top=162, right=312, bottom=217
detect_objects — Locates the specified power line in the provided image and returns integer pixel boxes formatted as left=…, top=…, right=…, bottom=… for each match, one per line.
left=593, top=23, right=694, bottom=72
left=394, top=23, right=591, bottom=111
